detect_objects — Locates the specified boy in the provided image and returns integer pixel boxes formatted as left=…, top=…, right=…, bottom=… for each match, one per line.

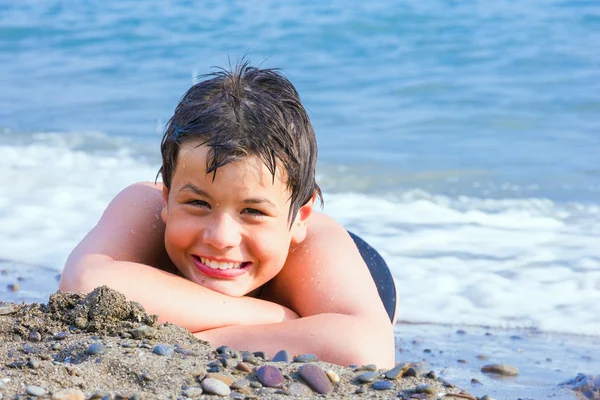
left=60, top=62, right=395, bottom=367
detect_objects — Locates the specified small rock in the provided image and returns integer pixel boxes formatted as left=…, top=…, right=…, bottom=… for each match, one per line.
left=456, top=329, right=467, bottom=335
left=355, top=386, right=366, bottom=394
left=272, top=349, right=290, bottom=362
left=471, top=378, right=482, bottom=384
left=231, top=379, right=250, bottom=389
left=191, top=368, right=207, bottom=381
left=481, top=364, right=519, bottom=376
left=130, top=325, right=156, bottom=340
left=479, top=396, right=495, bottom=400
left=88, top=390, right=110, bottom=399
left=252, top=351, right=268, bottom=360
left=477, top=354, right=488, bottom=360
left=216, top=345, right=236, bottom=357
left=293, top=353, right=318, bottom=363
left=206, top=373, right=233, bottom=387
left=326, top=369, right=340, bottom=384
left=182, top=387, right=203, bottom=398
left=235, top=362, right=252, bottom=373
left=87, top=343, right=107, bottom=355
left=7, top=283, right=19, bottom=292
left=208, top=360, right=223, bottom=368
left=54, top=332, right=68, bottom=341
left=558, top=373, right=600, bottom=399
left=257, top=365, right=284, bottom=388
left=28, top=331, right=41, bottom=342
left=242, top=352, right=260, bottom=365
left=28, top=359, right=40, bottom=369
left=0, top=305, right=17, bottom=315
left=354, top=363, right=377, bottom=372
left=286, top=382, right=312, bottom=396
left=250, top=381, right=263, bottom=389
left=141, top=372, right=155, bottom=381
left=51, top=343, right=63, bottom=351
left=357, top=371, right=379, bottom=383
left=403, top=367, right=417, bottom=378
left=385, top=362, right=411, bottom=379
left=372, top=380, right=395, bottom=390
left=26, top=385, right=46, bottom=397
left=152, top=344, right=174, bottom=357
left=201, top=378, right=231, bottom=396
left=299, top=364, right=333, bottom=394
left=415, top=384, right=436, bottom=395
left=51, top=389, right=85, bottom=400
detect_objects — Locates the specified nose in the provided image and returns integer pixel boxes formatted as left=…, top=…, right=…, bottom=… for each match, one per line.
left=202, top=212, right=242, bottom=250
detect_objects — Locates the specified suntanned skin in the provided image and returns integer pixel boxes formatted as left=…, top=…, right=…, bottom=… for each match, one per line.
left=61, top=176, right=395, bottom=367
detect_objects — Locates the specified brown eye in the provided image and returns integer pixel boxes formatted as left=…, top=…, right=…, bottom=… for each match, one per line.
left=242, top=208, right=265, bottom=216
left=189, top=200, right=210, bottom=208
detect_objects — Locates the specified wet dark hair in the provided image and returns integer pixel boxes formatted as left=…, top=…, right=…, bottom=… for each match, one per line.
left=158, top=61, right=322, bottom=223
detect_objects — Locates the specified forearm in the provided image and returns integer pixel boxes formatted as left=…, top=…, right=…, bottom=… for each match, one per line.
left=60, top=255, right=297, bottom=332
left=194, top=313, right=395, bottom=368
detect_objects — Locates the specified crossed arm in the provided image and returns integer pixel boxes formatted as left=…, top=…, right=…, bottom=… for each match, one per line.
left=60, top=183, right=394, bottom=367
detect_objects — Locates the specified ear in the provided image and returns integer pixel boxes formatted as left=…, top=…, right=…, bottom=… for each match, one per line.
left=161, top=184, right=169, bottom=224
left=291, top=192, right=317, bottom=244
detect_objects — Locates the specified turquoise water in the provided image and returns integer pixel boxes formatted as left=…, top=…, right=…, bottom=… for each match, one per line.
left=2, top=0, right=600, bottom=200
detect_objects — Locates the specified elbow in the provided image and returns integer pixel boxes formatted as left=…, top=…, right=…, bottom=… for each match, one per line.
left=59, top=254, right=110, bottom=294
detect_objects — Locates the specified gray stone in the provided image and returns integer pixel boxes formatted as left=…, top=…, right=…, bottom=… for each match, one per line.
left=152, top=344, right=174, bottom=357
left=481, top=364, right=519, bottom=376
left=372, top=380, right=395, bottom=390
left=54, top=332, right=68, bottom=341
left=415, top=384, right=436, bottom=395
left=182, top=386, right=203, bottom=398
left=354, top=363, right=377, bottom=372
left=0, top=305, right=17, bottom=315
left=87, top=343, right=107, bottom=355
left=130, top=325, right=156, bottom=340
left=257, top=365, right=284, bottom=388
left=242, top=352, right=260, bottom=365
left=293, top=353, right=318, bottom=363
left=384, top=362, right=411, bottom=380
left=298, top=364, right=333, bottom=394
left=26, top=385, right=46, bottom=397
left=357, top=371, right=379, bottom=383
left=252, top=351, right=268, bottom=360
left=403, top=367, right=417, bottom=378
left=28, top=331, right=42, bottom=342
left=558, top=374, right=600, bottom=399
left=272, top=349, right=290, bottom=362
left=230, top=379, right=250, bottom=390
left=201, top=378, right=231, bottom=396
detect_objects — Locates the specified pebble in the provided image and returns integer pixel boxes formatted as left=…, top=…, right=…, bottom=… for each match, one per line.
left=477, top=354, right=489, bottom=360
left=357, top=371, right=379, bottom=383
left=326, top=370, right=340, bottom=384
left=372, top=380, right=395, bottom=390
left=235, top=362, right=252, bottom=373
left=51, top=343, right=63, bottom=351
left=51, top=389, right=85, bottom=400
left=298, top=364, right=333, bottom=394
left=272, top=349, right=290, bottom=362
left=28, top=359, right=40, bottom=369
left=403, top=367, right=417, bottom=378
left=242, top=352, right=260, bottom=365
left=0, top=305, right=17, bottom=315
left=257, top=365, right=284, bottom=388
left=479, top=395, right=495, bottom=400
left=216, top=345, right=236, bottom=357
left=182, top=387, right=203, bottom=398
left=286, top=382, right=312, bottom=397
left=201, top=378, right=231, bottom=396
left=130, top=325, right=156, bottom=340
left=384, top=362, right=411, bottom=379
left=191, top=368, right=207, bottom=381
left=252, top=351, right=268, bottom=360
left=87, top=343, right=107, bottom=355
left=355, top=386, right=366, bottom=394
left=26, top=385, right=47, bottom=397
left=54, top=332, right=69, bottom=341
left=88, top=390, right=110, bottom=399
left=7, top=283, right=19, bottom=292
left=206, top=373, right=233, bottom=387
left=250, top=381, right=263, bottom=388
left=230, top=379, right=250, bottom=390
left=141, top=372, right=155, bottom=381
left=481, top=364, right=519, bottom=376
left=558, top=373, right=600, bottom=399
left=28, top=331, right=42, bottom=342
left=415, top=384, right=436, bottom=395
left=207, top=360, right=223, bottom=368
left=354, top=363, right=377, bottom=372
left=152, top=344, right=174, bottom=357
left=293, top=353, right=318, bottom=363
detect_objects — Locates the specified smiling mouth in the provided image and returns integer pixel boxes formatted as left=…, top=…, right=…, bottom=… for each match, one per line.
left=194, top=256, right=251, bottom=270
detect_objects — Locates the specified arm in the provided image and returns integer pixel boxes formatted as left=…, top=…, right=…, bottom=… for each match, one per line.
left=195, top=213, right=395, bottom=367
left=60, top=183, right=298, bottom=332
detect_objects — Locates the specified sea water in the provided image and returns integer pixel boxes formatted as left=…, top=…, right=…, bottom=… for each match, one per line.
left=1, top=1, right=599, bottom=335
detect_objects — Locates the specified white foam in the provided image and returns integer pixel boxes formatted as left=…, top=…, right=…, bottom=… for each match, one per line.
left=1, top=136, right=599, bottom=335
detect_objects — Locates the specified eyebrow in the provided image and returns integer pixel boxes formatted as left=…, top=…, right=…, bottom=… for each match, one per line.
left=179, top=183, right=277, bottom=208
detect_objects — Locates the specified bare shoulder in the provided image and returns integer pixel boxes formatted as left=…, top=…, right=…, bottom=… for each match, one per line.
left=66, top=182, right=175, bottom=272
left=263, top=211, right=390, bottom=324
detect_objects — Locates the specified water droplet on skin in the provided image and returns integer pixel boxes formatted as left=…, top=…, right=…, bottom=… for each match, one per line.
left=152, top=224, right=157, bottom=229
left=130, top=230, right=135, bottom=235
left=154, top=214, right=160, bottom=220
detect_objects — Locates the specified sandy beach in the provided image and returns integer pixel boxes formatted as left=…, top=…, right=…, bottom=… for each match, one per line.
left=1, top=261, right=598, bottom=399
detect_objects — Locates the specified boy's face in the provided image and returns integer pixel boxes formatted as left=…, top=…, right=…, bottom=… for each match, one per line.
left=161, top=141, right=313, bottom=297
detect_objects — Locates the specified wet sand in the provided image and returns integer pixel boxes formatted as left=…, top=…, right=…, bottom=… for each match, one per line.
left=1, top=259, right=598, bottom=399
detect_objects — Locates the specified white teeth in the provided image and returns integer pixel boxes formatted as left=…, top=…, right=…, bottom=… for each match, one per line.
left=199, top=257, right=242, bottom=270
